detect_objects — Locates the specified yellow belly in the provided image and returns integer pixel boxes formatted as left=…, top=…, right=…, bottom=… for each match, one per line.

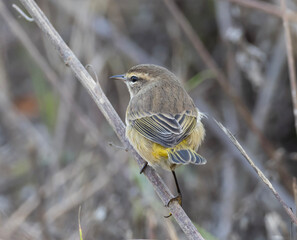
left=126, top=122, right=205, bottom=171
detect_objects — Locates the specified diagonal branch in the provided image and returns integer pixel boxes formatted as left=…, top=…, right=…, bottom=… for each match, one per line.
left=17, top=0, right=205, bottom=239
left=215, top=120, right=297, bottom=225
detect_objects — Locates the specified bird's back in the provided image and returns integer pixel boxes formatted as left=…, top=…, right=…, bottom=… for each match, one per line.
left=127, top=78, right=197, bottom=118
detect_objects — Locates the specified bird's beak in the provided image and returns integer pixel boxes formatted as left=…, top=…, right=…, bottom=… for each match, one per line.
left=109, top=74, right=127, bottom=81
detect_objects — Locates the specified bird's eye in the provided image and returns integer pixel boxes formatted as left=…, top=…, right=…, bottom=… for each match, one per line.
left=130, top=76, right=139, bottom=83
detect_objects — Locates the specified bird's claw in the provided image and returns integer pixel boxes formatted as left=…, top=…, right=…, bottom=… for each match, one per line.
left=164, top=194, right=182, bottom=218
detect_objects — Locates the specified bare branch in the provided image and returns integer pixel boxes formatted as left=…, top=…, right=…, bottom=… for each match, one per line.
left=214, top=119, right=297, bottom=225
left=12, top=4, right=34, bottom=22
left=17, top=0, right=205, bottom=239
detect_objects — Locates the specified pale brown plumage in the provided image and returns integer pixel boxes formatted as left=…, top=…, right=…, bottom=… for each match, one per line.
left=111, top=64, right=206, bottom=214
left=111, top=64, right=206, bottom=171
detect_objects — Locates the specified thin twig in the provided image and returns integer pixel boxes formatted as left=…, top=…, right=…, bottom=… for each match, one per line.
left=214, top=119, right=297, bottom=225
left=280, top=0, right=297, bottom=135
left=12, top=3, right=34, bottom=22
left=163, top=0, right=276, bottom=160
left=17, top=1, right=205, bottom=239
left=197, top=97, right=294, bottom=210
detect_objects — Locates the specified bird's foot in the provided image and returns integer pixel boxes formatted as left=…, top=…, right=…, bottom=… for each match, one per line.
left=164, top=194, right=182, bottom=218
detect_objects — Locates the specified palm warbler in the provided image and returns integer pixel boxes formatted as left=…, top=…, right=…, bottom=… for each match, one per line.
left=111, top=64, right=206, bottom=209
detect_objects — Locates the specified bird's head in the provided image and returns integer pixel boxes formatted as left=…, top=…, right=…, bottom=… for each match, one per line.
left=110, top=64, right=177, bottom=97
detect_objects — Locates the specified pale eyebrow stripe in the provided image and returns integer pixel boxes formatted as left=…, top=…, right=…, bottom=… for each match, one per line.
left=126, top=72, right=150, bottom=80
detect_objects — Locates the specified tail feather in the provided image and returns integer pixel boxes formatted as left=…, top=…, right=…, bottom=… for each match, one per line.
left=168, top=149, right=207, bottom=165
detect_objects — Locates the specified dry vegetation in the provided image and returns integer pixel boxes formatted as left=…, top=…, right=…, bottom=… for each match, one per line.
left=0, top=0, right=297, bottom=239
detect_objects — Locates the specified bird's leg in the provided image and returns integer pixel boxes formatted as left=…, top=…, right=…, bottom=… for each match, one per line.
left=139, top=161, right=148, bottom=174
left=164, top=170, right=182, bottom=218
left=172, top=170, right=182, bottom=204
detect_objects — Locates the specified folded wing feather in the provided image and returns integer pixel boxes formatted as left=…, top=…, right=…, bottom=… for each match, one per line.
left=129, top=111, right=197, bottom=148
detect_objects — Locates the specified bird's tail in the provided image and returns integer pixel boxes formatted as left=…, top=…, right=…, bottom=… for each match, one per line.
left=167, top=149, right=207, bottom=165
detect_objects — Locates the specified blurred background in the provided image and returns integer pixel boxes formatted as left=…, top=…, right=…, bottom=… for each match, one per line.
left=0, top=0, right=297, bottom=239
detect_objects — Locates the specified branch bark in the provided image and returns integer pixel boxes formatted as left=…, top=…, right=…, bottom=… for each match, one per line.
left=17, top=0, right=205, bottom=239
left=215, top=120, right=297, bottom=225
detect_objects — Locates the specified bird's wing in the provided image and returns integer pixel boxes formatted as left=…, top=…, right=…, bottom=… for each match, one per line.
left=128, top=111, right=197, bottom=148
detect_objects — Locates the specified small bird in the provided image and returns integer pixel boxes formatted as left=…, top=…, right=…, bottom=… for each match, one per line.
left=111, top=64, right=206, bottom=210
